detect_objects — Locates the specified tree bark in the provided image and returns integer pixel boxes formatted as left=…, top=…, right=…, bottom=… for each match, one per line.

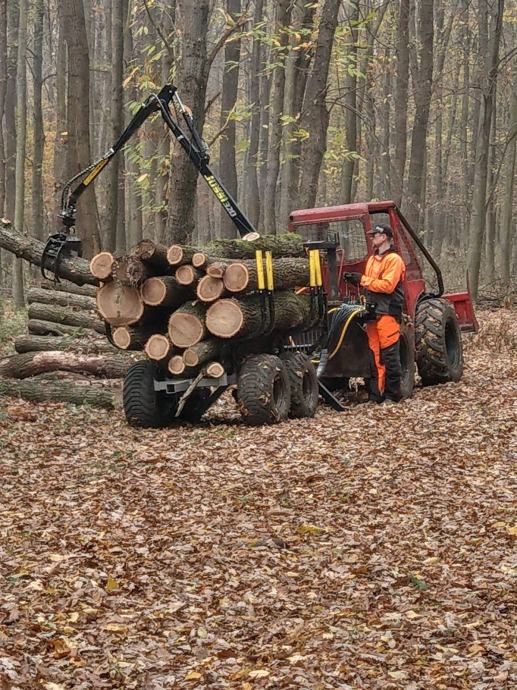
left=206, top=234, right=305, bottom=259
left=223, top=257, right=310, bottom=293
left=32, top=0, right=44, bottom=241
left=206, top=291, right=315, bottom=339
left=28, top=303, right=106, bottom=334
left=263, top=0, right=292, bottom=234
left=0, top=351, right=136, bottom=379
left=14, top=334, right=117, bottom=355
left=0, top=378, right=115, bottom=408
left=62, top=0, right=101, bottom=257
left=28, top=319, right=104, bottom=337
left=297, top=0, right=341, bottom=210
left=0, top=220, right=97, bottom=285
left=13, top=0, right=27, bottom=307
left=340, top=0, right=360, bottom=205
left=165, top=0, right=210, bottom=244
left=183, top=338, right=221, bottom=368
left=219, top=0, right=242, bottom=239
left=243, top=0, right=264, bottom=229
left=393, top=0, right=410, bottom=206
left=0, top=0, right=7, bottom=219
left=467, top=0, right=504, bottom=301
left=26, top=288, right=96, bottom=311
left=501, top=70, right=516, bottom=286
left=405, top=0, right=434, bottom=232
left=40, top=279, right=97, bottom=298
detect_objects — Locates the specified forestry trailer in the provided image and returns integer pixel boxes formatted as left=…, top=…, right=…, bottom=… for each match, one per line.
left=42, top=84, right=478, bottom=427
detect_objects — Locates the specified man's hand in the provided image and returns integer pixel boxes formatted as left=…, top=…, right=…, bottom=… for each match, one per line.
left=343, top=272, right=362, bottom=286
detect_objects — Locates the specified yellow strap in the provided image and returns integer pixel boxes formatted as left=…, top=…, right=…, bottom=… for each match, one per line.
left=314, top=250, right=323, bottom=287
left=265, top=251, right=274, bottom=290
left=255, top=250, right=265, bottom=290
left=309, top=250, right=316, bottom=287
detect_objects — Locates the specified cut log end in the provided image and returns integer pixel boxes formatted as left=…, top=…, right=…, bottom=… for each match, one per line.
left=223, top=263, right=250, bottom=293
left=205, top=361, right=224, bottom=378
left=141, top=277, right=167, bottom=306
left=145, top=334, right=172, bottom=361
left=96, top=283, right=144, bottom=326
left=175, top=265, right=199, bottom=286
left=112, top=327, right=132, bottom=350
left=196, top=276, right=225, bottom=302
left=168, top=312, right=205, bottom=348
left=168, top=355, right=185, bottom=376
left=243, top=232, right=261, bottom=242
left=167, top=245, right=183, bottom=266
left=206, top=299, right=244, bottom=338
left=192, top=252, right=208, bottom=268
left=133, top=239, right=155, bottom=260
left=90, top=252, right=114, bottom=280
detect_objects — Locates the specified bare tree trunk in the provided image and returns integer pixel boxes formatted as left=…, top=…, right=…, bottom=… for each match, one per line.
left=393, top=0, right=410, bottom=206
left=165, top=0, right=210, bottom=245
left=32, top=0, right=45, bottom=241
left=13, top=0, right=27, bottom=307
left=0, top=0, right=7, bottom=221
left=405, top=0, right=434, bottom=232
left=218, top=0, right=241, bottom=239
left=53, top=6, right=67, bottom=220
left=340, top=0, right=359, bottom=204
left=501, top=71, right=516, bottom=286
left=63, top=0, right=101, bottom=257
left=243, top=0, right=264, bottom=230
left=4, top=0, right=18, bottom=223
left=278, top=0, right=317, bottom=225
left=467, top=0, right=504, bottom=301
left=263, top=0, right=291, bottom=234
left=297, top=0, right=341, bottom=210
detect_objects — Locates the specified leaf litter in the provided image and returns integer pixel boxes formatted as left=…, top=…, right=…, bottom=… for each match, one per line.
left=0, top=309, right=515, bottom=689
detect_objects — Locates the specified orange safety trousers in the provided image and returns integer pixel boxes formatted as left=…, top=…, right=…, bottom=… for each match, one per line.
left=366, top=315, right=400, bottom=394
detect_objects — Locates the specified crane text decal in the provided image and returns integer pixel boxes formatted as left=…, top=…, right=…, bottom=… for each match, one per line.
left=204, top=175, right=237, bottom=217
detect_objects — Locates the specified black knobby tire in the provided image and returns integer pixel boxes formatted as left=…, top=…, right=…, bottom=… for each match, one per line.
left=123, top=360, right=172, bottom=428
left=237, top=354, right=291, bottom=425
left=416, top=297, right=464, bottom=385
left=280, top=351, right=319, bottom=418
left=399, top=322, right=416, bottom=399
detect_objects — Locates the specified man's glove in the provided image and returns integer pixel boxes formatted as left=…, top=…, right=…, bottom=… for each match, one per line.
left=343, top=272, right=362, bottom=286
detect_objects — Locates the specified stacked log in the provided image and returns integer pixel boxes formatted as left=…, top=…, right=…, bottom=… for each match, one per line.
left=1, top=281, right=140, bottom=409
left=85, top=236, right=315, bottom=382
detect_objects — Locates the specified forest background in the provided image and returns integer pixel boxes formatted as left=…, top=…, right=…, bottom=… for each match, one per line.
left=0, top=0, right=515, bottom=307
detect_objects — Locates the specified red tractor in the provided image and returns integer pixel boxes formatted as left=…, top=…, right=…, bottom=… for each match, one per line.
left=43, top=84, right=477, bottom=424
left=288, top=201, right=477, bottom=407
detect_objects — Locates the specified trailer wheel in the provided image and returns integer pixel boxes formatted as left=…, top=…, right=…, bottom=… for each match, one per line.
left=237, top=354, right=291, bottom=425
left=416, top=297, right=463, bottom=385
left=399, top=322, right=416, bottom=399
left=280, top=352, right=319, bottom=418
left=123, top=360, right=172, bottom=428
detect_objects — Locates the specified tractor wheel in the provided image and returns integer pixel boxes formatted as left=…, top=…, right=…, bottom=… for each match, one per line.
left=280, top=351, right=319, bottom=418
left=399, top=322, right=416, bottom=399
left=416, top=298, right=463, bottom=385
left=237, top=354, right=291, bottom=426
left=123, top=360, right=173, bottom=428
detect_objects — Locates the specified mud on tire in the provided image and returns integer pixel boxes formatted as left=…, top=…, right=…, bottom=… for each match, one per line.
left=237, top=354, right=291, bottom=425
left=280, top=351, right=319, bottom=418
left=416, top=297, right=463, bottom=385
left=123, top=360, right=172, bottom=428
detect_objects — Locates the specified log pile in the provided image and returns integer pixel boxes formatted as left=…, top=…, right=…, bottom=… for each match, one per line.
left=91, top=236, right=314, bottom=380
left=0, top=280, right=141, bottom=409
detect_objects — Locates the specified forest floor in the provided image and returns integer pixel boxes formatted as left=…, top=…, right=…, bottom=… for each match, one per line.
left=0, top=309, right=516, bottom=690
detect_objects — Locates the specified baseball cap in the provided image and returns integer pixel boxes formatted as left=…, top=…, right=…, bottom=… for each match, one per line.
left=368, top=223, right=393, bottom=238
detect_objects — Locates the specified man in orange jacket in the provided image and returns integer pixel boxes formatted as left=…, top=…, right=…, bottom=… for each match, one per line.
left=344, top=223, right=406, bottom=403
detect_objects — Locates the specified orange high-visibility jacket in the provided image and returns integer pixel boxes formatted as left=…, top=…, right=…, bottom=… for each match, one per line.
left=360, top=249, right=405, bottom=317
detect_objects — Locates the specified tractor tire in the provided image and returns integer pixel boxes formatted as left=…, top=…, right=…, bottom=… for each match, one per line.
left=399, top=322, right=416, bottom=399
left=123, top=360, right=173, bottom=428
left=237, top=354, right=291, bottom=426
left=280, top=351, right=319, bottom=418
left=416, top=297, right=463, bottom=386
